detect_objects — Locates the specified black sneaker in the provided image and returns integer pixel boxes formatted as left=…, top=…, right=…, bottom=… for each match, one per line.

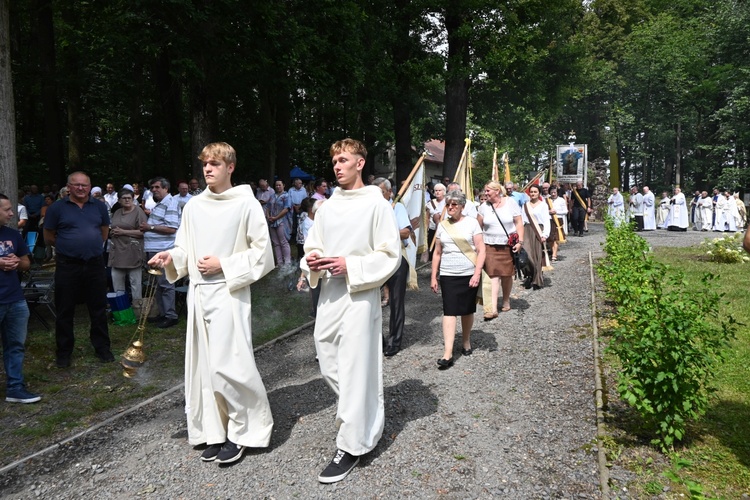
left=5, top=388, right=41, bottom=404
left=200, top=443, right=223, bottom=462
left=215, top=440, right=245, bottom=464
left=147, top=315, right=165, bottom=324
left=318, top=449, right=360, bottom=483
left=56, top=356, right=71, bottom=368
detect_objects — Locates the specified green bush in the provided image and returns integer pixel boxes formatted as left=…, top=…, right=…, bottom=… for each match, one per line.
left=699, top=232, right=749, bottom=264
left=598, top=218, right=737, bottom=451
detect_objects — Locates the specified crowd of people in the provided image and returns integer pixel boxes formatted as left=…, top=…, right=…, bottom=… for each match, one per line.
left=5, top=146, right=750, bottom=487
left=607, top=185, right=748, bottom=232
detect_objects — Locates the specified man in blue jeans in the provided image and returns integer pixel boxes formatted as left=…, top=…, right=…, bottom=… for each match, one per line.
left=0, top=193, right=41, bottom=403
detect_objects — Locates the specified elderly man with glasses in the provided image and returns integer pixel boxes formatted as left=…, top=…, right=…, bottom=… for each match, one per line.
left=140, top=177, right=181, bottom=328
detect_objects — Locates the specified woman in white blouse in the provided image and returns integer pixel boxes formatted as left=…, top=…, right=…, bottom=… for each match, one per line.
left=522, top=185, right=550, bottom=290
left=476, top=181, right=524, bottom=318
left=549, top=186, right=567, bottom=261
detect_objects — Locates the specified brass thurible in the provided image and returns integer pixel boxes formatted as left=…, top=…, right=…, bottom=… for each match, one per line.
left=121, top=268, right=163, bottom=378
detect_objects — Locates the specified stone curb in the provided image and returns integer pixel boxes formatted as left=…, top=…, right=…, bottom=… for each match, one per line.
left=589, top=250, right=610, bottom=499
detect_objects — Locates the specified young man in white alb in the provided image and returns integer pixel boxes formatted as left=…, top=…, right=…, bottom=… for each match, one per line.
left=148, top=142, right=274, bottom=465
left=301, top=138, right=401, bottom=483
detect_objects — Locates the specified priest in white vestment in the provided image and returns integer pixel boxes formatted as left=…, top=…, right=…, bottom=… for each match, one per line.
left=149, top=142, right=275, bottom=465
left=642, top=186, right=656, bottom=230
left=698, top=191, right=714, bottom=231
left=664, top=187, right=689, bottom=231
left=735, top=193, right=747, bottom=229
left=607, top=187, right=626, bottom=227
left=657, top=192, right=671, bottom=228
left=713, top=192, right=737, bottom=232
left=629, top=186, right=644, bottom=231
left=301, top=138, right=401, bottom=484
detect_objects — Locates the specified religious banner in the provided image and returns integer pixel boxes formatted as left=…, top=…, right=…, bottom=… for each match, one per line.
left=491, top=147, right=499, bottom=182
left=557, top=144, right=588, bottom=184
left=394, top=153, right=427, bottom=289
left=453, top=138, right=474, bottom=202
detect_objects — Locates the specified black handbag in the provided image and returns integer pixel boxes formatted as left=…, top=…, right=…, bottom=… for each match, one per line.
left=487, top=201, right=530, bottom=280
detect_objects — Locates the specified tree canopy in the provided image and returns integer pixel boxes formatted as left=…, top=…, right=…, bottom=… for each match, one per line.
left=3, top=0, right=749, bottom=194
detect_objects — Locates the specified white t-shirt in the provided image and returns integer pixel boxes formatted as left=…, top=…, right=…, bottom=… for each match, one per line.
left=17, top=204, right=28, bottom=222
left=427, top=198, right=445, bottom=230
left=436, top=216, right=482, bottom=276
left=477, top=199, right=521, bottom=245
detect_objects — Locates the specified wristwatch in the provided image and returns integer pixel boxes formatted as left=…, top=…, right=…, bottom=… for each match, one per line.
left=150, top=225, right=155, bottom=231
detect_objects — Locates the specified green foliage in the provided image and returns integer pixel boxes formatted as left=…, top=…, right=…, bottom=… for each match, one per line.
left=699, top=232, right=750, bottom=264
left=598, top=218, right=737, bottom=451
left=662, top=457, right=705, bottom=500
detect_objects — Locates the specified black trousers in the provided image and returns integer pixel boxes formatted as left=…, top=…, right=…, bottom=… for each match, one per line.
left=427, top=228, right=437, bottom=260
left=54, top=255, right=111, bottom=359
left=384, top=256, right=409, bottom=351
left=634, top=215, right=644, bottom=231
left=571, top=206, right=587, bottom=234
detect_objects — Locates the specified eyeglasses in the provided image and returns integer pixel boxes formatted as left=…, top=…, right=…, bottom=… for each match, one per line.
left=68, top=184, right=90, bottom=189
left=446, top=202, right=461, bottom=207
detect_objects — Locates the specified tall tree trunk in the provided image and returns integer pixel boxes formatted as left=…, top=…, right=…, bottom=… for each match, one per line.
left=259, top=83, right=276, bottom=182
left=443, top=4, right=471, bottom=180
left=393, top=101, right=412, bottom=185
left=608, top=130, right=619, bottom=189
left=275, top=84, right=291, bottom=183
left=675, top=120, right=681, bottom=187
left=664, top=157, right=673, bottom=186
left=60, top=4, right=82, bottom=174
left=34, top=0, right=64, bottom=184
left=190, top=79, right=215, bottom=184
left=622, top=144, right=630, bottom=190
left=392, top=0, right=413, bottom=185
left=154, top=50, right=186, bottom=183
left=65, top=86, right=82, bottom=172
left=129, top=62, right=144, bottom=183
left=0, top=0, right=19, bottom=214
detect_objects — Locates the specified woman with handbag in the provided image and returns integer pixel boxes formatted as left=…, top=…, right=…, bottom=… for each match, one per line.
left=430, top=190, right=485, bottom=370
left=522, top=185, right=550, bottom=290
left=476, top=181, right=524, bottom=319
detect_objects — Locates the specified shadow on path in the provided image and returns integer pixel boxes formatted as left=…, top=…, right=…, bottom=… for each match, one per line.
left=267, top=378, right=336, bottom=449
left=365, top=378, right=438, bottom=464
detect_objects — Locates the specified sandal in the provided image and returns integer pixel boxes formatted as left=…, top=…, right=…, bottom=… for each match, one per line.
left=461, top=348, right=473, bottom=356
left=483, top=312, right=498, bottom=321
left=501, top=305, right=511, bottom=312
left=551, top=257, right=558, bottom=262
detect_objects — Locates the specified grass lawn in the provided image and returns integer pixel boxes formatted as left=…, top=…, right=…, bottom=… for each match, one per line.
left=0, top=266, right=311, bottom=467
left=602, top=245, right=750, bottom=498
left=655, top=247, right=750, bottom=497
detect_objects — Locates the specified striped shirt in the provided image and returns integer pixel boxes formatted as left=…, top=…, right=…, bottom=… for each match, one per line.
left=144, top=193, right=180, bottom=252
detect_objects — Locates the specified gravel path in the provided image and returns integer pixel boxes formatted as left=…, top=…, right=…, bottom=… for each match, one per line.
left=0, top=225, right=714, bottom=499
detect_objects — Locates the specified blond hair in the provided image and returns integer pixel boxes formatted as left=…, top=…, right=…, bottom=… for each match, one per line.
left=330, top=138, right=367, bottom=159
left=198, top=142, right=237, bottom=165
left=485, top=180, right=507, bottom=196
